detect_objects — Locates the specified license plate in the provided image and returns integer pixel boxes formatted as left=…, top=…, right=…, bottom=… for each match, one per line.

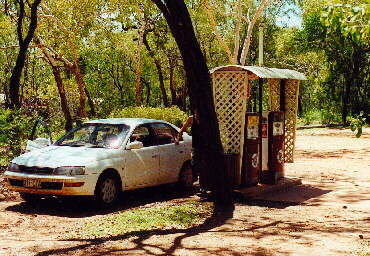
left=23, top=179, right=41, bottom=188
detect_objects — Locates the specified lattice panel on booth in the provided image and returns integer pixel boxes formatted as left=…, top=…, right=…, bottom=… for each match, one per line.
left=212, top=71, right=248, bottom=155
left=284, top=79, right=300, bottom=163
left=268, top=79, right=281, bottom=111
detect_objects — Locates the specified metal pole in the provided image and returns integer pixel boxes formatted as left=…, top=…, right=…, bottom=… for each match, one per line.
left=258, top=26, right=264, bottom=66
left=258, top=78, right=263, bottom=177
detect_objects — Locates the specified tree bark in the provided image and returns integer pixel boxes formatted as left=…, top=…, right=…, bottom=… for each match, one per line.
left=152, top=0, right=233, bottom=211
left=9, top=0, right=41, bottom=109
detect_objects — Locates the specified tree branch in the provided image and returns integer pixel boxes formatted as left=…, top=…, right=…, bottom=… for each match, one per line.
left=240, top=0, right=270, bottom=66
left=203, top=0, right=233, bottom=64
left=16, top=0, right=25, bottom=45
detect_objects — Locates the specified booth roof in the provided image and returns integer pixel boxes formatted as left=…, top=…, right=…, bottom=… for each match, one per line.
left=209, top=65, right=307, bottom=80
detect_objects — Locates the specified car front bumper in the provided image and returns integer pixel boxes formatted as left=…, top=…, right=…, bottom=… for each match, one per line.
left=4, top=171, right=98, bottom=196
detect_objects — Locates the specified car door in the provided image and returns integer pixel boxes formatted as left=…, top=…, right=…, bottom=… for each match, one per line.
left=123, top=125, right=160, bottom=188
left=151, top=122, right=185, bottom=184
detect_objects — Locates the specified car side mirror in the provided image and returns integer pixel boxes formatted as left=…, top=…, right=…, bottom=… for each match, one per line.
left=126, top=141, right=144, bottom=150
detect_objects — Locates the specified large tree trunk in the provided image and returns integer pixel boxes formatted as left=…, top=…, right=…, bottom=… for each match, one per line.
left=152, top=0, right=233, bottom=211
left=9, top=0, right=41, bottom=109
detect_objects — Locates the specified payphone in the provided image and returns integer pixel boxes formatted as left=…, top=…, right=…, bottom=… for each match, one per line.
left=241, top=113, right=260, bottom=186
left=260, top=111, right=285, bottom=184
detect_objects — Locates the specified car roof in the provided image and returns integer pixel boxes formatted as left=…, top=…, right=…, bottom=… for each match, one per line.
left=84, top=118, right=167, bottom=126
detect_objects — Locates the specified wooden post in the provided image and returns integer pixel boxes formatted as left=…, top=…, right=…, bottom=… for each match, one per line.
left=280, top=79, right=286, bottom=112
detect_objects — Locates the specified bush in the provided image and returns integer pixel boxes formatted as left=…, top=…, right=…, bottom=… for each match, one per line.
left=347, top=111, right=368, bottom=138
left=300, top=110, right=321, bottom=125
left=110, top=106, right=188, bottom=128
left=320, top=107, right=341, bottom=125
left=0, top=109, right=35, bottom=165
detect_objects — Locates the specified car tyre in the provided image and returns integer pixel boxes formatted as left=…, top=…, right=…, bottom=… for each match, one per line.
left=94, top=172, right=120, bottom=208
left=178, top=162, right=193, bottom=189
left=20, top=192, right=43, bottom=204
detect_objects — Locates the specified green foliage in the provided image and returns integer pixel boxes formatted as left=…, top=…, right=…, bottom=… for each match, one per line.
left=320, top=106, right=342, bottom=125
left=0, top=109, right=35, bottom=165
left=110, top=106, right=188, bottom=127
left=76, top=200, right=212, bottom=239
left=322, top=3, right=369, bottom=43
left=293, top=2, right=369, bottom=124
left=300, top=109, right=321, bottom=125
left=347, top=111, right=368, bottom=138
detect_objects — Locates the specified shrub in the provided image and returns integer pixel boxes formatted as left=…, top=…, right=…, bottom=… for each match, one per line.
left=110, top=106, right=188, bottom=127
left=0, top=109, right=35, bottom=165
left=300, top=110, right=321, bottom=125
left=347, top=111, right=368, bottom=138
left=320, top=107, right=341, bottom=125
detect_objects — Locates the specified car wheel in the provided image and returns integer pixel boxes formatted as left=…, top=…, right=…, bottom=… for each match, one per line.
left=94, top=172, right=120, bottom=208
left=178, top=162, right=193, bottom=189
left=20, top=192, right=43, bottom=204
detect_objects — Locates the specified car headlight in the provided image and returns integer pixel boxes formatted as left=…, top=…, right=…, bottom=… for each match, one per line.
left=53, top=166, right=85, bottom=176
left=8, top=163, right=20, bottom=172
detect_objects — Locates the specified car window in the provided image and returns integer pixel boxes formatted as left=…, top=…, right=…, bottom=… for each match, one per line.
left=151, top=123, right=178, bottom=145
left=130, top=126, right=155, bottom=147
left=56, top=124, right=129, bottom=149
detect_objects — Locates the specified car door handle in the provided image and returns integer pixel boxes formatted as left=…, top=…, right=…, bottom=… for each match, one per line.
left=152, top=155, right=158, bottom=158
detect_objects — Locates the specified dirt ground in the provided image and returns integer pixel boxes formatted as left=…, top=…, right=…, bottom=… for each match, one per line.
left=0, top=127, right=369, bottom=256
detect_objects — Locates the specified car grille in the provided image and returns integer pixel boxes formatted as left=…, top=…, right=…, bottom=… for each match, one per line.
left=9, top=179, right=63, bottom=190
left=18, top=165, right=54, bottom=175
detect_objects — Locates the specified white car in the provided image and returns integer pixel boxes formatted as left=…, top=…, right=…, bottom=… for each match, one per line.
left=4, top=118, right=193, bottom=207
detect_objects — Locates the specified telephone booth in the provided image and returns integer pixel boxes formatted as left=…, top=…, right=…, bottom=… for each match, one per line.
left=210, top=65, right=306, bottom=187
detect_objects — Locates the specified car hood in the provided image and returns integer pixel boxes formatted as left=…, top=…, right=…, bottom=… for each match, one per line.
left=12, top=146, right=118, bottom=168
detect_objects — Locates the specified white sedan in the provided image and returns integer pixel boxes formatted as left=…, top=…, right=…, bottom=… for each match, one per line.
left=4, top=118, right=193, bottom=207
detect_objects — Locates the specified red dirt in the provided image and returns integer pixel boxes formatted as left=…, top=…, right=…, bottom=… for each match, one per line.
left=0, top=127, right=369, bottom=256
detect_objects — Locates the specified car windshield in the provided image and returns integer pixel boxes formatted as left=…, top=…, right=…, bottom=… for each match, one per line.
left=55, top=123, right=130, bottom=149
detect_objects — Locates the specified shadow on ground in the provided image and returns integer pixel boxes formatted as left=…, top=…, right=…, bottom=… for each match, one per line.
left=5, top=184, right=197, bottom=218
left=233, top=184, right=333, bottom=209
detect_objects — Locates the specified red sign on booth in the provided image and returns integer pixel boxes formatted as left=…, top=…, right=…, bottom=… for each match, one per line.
left=262, top=123, right=268, bottom=138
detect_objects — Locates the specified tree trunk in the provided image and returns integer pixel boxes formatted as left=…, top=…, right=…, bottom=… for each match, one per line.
left=84, top=86, right=96, bottom=117
left=239, top=0, right=269, bottom=65
left=52, top=66, right=73, bottom=131
left=9, top=0, right=41, bottom=109
left=135, top=14, right=145, bottom=106
left=152, top=0, right=233, bottom=211
left=71, top=62, right=88, bottom=118
left=169, top=57, right=178, bottom=106
left=143, top=33, right=169, bottom=107
left=342, top=78, right=351, bottom=125
left=37, top=42, right=73, bottom=132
